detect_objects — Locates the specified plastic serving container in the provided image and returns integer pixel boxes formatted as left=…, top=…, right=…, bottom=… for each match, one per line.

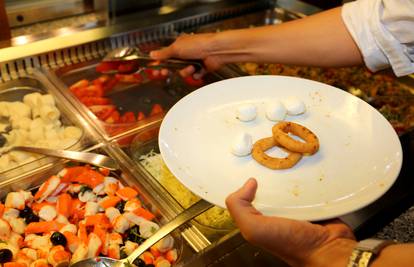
left=47, top=47, right=223, bottom=139
left=120, top=124, right=237, bottom=241
left=0, top=145, right=184, bottom=266
left=0, top=77, right=88, bottom=181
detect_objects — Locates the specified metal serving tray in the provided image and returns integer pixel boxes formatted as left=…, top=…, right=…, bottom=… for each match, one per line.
left=0, top=76, right=93, bottom=181
left=112, top=123, right=237, bottom=243
left=0, top=143, right=189, bottom=266
left=43, top=40, right=225, bottom=140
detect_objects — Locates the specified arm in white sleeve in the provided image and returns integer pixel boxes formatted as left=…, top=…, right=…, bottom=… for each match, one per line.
left=342, top=0, right=414, bottom=76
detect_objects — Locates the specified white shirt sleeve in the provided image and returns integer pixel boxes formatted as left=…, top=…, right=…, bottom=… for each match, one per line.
left=342, top=0, right=414, bottom=77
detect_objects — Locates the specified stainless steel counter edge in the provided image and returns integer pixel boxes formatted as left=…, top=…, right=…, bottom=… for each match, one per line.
left=0, top=0, right=272, bottom=63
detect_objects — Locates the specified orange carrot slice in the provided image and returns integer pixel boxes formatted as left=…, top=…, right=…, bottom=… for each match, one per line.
left=85, top=214, right=111, bottom=228
left=25, top=221, right=64, bottom=234
left=70, top=200, right=85, bottom=224
left=133, top=207, right=155, bottom=221
left=63, top=231, right=80, bottom=253
left=140, top=251, right=154, bottom=265
left=78, top=222, right=88, bottom=244
left=93, top=224, right=107, bottom=247
left=107, top=245, right=120, bottom=260
left=60, top=166, right=90, bottom=183
left=4, top=262, right=27, bottom=267
left=56, top=193, right=72, bottom=218
left=73, top=169, right=104, bottom=188
left=0, top=203, right=4, bottom=217
left=150, top=246, right=161, bottom=258
left=99, top=196, right=121, bottom=209
left=116, top=187, right=138, bottom=200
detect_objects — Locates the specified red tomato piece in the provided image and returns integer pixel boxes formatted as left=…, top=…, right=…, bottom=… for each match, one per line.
left=103, top=77, right=119, bottom=92
left=89, top=105, right=117, bottom=120
left=115, top=74, right=143, bottom=84
left=73, top=84, right=105, bottom=99
left=69, top=79, right=89, bottom=91
left=80, top=97, right=111, bottom=106
left=92, top=75, right=111, bottom=86
left=149, top=104, right=164, bottom=116
left=96, top=62, right=121, bottom=73
left=144, top=68, right=168, bottom=81
left=120, top=111, right=136, bottom=123
left=105, top=110, right=121, bottom=124
left=137, top=111, right=146, bottom=121
left=183, top=75, right=204, bottom=87
left=70, top=87, right=88, bottom=98
left=117, top=62, right=138, bottom=73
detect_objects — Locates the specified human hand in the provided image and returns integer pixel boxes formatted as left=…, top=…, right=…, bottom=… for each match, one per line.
left=225, top=178, right=356, bottom=267
left=150, top=33, right=223, bottom=78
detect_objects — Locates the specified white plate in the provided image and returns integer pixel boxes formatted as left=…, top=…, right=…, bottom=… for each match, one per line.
left=159, top=76, right=402, bottom=221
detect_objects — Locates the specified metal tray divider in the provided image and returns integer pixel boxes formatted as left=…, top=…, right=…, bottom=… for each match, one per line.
left=33, top=69, right=107, bottom=145
left=35, top=67, right=112, bottom=142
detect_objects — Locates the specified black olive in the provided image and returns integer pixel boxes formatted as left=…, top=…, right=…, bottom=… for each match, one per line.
left=25, top=213, right=40, bottom=224
left=132, top=258, right=146, bottom=267
left=0, top=135, right=6, bottom=147
left=50, top=232, right=67, bottom=246
left=0, top=249, right=13, bottom=263
left=125, top=225, right=145, bottom=244
left=30, top=187, right=39, bottom=196
left=19, top=206, right=33, bottom=218
left=115, top=200, right=126, bottom=213
left=145, top=264, right=155, bottom=267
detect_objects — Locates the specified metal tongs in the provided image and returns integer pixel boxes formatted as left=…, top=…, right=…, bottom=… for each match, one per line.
left=0, top=146, right=119, bottom=170
left=102, top=46, right=203, bottom=74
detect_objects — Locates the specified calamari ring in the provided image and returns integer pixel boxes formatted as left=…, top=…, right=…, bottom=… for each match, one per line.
left=252, top=137, right=302, bottom=169
left=272, top=121, right=319, bottom=155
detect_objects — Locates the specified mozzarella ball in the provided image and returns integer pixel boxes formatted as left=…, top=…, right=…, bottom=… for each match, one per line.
left=236, top=104, right=257, bottom=122
left=231, top=132, right=253, bottom=157
left=265, top=101, right=286, bottom=121
left=285, top=97, right=306, bottom=115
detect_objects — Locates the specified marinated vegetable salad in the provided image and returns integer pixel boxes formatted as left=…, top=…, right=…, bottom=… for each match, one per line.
left=0, top=165, right=178, bottom=267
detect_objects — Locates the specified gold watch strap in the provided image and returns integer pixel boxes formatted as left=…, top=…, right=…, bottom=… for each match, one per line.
left=346, top=249, right=373, bottom=267
left=346, top=239, right=395, bottom=267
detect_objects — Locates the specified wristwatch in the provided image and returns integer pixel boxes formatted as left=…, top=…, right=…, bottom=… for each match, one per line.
left=346, top=238, right=395, bottom=267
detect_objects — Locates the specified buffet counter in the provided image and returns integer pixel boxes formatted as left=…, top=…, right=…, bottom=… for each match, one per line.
left=0, top=1, right=413, bottom=267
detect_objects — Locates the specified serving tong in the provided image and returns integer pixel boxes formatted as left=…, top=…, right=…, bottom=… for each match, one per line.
left=102, top=46, right=203, bottom=74
left=0, top=146, right=119, bottom=171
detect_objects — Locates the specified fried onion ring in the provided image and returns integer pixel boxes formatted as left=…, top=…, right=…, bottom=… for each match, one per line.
left=252, top=137, right=303, bottom=169
left=272, top=121, right=319, bottom=155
